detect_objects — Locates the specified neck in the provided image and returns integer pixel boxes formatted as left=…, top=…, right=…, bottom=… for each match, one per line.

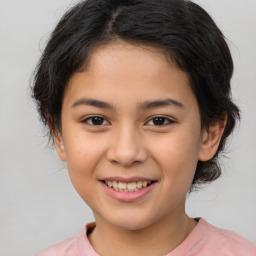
left=88, top=212, right=197, bottom=256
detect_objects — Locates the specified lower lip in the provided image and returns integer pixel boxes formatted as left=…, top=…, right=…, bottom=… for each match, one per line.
left=101, top=182, right=156, bottom=202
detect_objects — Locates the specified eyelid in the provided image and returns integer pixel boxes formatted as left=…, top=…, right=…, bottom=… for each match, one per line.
left=81, top=115, right=111, bottom=126
left=145, top=115, right=175, bottom=126
left=80, top=115, right=175, bottom=127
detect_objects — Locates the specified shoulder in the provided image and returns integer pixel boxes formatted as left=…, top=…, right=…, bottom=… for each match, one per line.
left=199, top=219, right=256, bottom=255
left=34, top=222, right=97, bottom=256
left=35, top=235, right=80, bottom=256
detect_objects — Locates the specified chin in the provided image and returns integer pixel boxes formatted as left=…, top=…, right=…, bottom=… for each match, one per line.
left=104, top=211, right=159, bottom=231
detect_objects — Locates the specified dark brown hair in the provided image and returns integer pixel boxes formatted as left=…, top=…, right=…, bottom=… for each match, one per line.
left=32, top=0, right=240, bottom=189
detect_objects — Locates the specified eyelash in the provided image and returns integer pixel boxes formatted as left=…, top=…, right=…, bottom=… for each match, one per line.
left=146, top=116, right=175, bottom=126
left=81, top=115, right=175, bottom=127
left=82, top=116, right=110, bottom=126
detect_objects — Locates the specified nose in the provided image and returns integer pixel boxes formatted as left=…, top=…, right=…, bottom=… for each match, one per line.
left=106, top=125, right=148, bottom=167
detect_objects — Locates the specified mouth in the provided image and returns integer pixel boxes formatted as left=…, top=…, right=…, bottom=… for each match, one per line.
left=100, top=177, right=157, bottom=202
left=103, top=180, right=154, bottom=192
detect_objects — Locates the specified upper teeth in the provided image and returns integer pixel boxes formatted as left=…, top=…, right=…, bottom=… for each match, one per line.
left=105, top=181, right=151, bottom=192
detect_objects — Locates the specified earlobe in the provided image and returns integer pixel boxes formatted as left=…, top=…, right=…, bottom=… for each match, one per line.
left=53, top=132, right=67, bottom=162
left=198, top=118, right=227, bottom=161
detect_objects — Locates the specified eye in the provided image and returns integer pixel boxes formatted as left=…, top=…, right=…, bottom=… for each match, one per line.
left=146, top=116, right=175, bottom=126
left=82, top=116, right=110, bottom=126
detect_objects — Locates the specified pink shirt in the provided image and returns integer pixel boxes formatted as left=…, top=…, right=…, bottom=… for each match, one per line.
left=35, top=218, right=256, bottom=256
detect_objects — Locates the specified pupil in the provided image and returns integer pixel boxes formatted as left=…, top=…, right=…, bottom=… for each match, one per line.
left=153, top=117, right=165, bottom=125
left=92, top=117, right=103, bottom=125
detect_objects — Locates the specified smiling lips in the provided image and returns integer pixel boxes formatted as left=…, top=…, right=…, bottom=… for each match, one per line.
left=101, top=178, right=156, bottom=202
left=104, top=180, right=152, bottom=192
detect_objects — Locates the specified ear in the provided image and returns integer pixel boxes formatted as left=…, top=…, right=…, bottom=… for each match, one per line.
left=198, top=117, right=227, bottom=161
left=53, top=132, right=67, bottom=162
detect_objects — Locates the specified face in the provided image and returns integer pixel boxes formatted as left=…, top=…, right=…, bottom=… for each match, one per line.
left=55, top=41, right=215, bottom=231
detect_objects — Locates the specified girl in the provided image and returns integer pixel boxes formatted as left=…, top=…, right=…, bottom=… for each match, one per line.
left=33, top=0, right=256, bottom=255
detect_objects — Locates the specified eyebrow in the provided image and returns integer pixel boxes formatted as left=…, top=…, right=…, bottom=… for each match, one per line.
left=138, top=99, right=184, bottom=110
left=72, top=98, right=184, bottom=110
left=72, top=99, right=114, bottom=109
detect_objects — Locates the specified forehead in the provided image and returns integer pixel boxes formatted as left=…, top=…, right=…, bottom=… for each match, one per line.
left=64, top=40, right=197, bottom=110
left=87, top=40, right=177, bottom=81
left=90, top=40, right=169, bottom=66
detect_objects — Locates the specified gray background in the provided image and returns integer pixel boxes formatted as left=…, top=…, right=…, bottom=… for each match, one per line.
left=0, top=0, right=255, bottom=255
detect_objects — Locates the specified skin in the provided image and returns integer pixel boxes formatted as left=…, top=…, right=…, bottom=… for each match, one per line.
left=54, top=40, right=226, bottom=256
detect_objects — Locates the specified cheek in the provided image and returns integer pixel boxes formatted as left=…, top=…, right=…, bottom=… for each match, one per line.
left=65, top=140, right=104, bottom=203
left=149, top=130, right=200, bottom=184
left=64, top=133, right=105, bottom=183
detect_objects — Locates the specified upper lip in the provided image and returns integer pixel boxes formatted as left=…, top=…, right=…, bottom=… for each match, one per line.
left=101, top=176, right=157, bottom=183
